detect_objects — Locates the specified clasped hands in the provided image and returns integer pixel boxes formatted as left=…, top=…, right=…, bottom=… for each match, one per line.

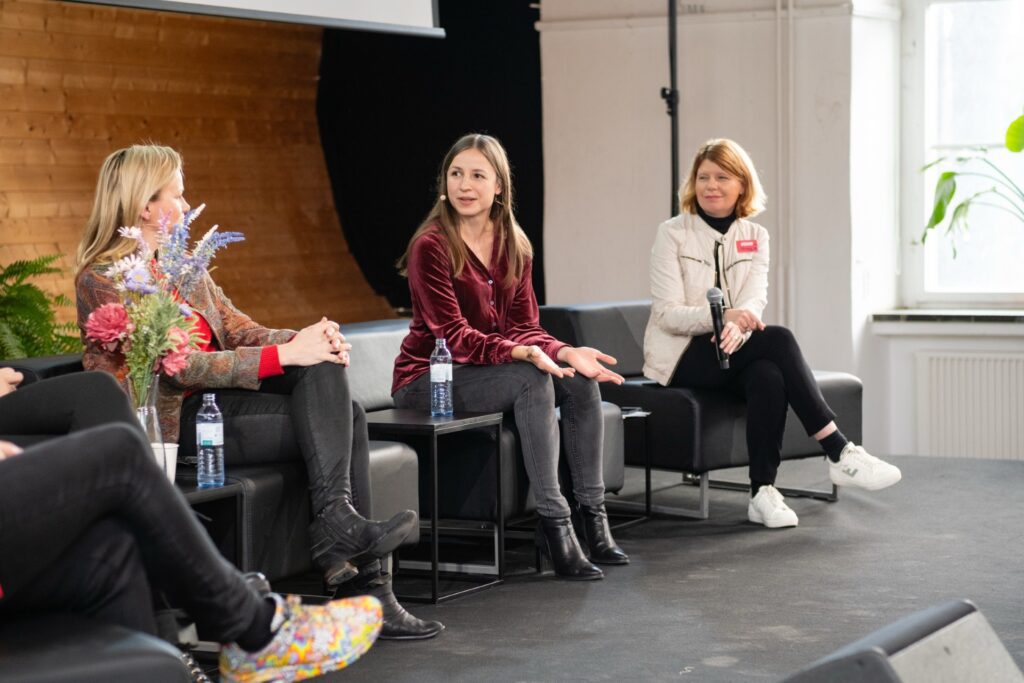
left=278, top=317, right=351, bottom=367
left=514, top=345, right=624, bottom=385
left=712, top=308, right=766, bottom=355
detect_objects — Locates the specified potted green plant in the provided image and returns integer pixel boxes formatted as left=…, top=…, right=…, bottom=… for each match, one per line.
left=0, top=254, right=82, bottom=359
left=922, top=112, right=1024, bottom=255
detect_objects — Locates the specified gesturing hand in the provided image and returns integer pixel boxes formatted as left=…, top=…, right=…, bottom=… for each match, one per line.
left=723, top=308, right=765, bottom=334
left=278, top=317, right=351, bottom=367
left=515, top=345, right=574, bottom=379
left=558, top=346, right=625, bottom=385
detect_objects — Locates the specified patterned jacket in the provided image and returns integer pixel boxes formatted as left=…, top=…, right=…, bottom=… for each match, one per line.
left=76, top=267, right=295, bottom=442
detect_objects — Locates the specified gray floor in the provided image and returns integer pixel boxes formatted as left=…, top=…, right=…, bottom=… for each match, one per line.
left=339, top=455, right=1024, bottom=682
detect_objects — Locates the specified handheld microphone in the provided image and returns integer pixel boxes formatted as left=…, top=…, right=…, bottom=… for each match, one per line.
left=707, top=287, right=730, bottom=370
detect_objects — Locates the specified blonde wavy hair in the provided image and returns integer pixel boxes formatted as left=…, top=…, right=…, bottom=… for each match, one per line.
left=398, top=133, right=532, bottom=288
left=75, top=144, right=182, bottom=275
left=679, top=138, right=766, bottom=218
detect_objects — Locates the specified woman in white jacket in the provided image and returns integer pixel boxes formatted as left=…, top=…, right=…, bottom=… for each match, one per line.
left=644, top=138, right=901, bottom=528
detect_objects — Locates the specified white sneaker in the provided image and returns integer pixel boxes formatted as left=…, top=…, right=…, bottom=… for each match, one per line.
left=747, top=485, right=799, bottom=528
left=829, top=443, right=902, bottom=491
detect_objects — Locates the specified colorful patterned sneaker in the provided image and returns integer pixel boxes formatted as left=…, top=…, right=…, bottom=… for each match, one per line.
left=747, top=485, right=799, bottom=528
left=220, top=593, right=382, bottom=683
left=829, top=443, right=902, bottom=491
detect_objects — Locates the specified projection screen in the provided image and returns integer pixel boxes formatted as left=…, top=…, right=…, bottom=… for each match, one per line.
left=69, top=0, right=443, bottom=37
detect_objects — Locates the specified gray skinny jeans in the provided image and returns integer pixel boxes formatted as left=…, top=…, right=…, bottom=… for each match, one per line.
left=393, top=363, right=605, bottom=518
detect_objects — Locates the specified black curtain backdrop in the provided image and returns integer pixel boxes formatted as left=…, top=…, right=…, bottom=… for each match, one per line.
left=316, top=1, right=545, bottom=311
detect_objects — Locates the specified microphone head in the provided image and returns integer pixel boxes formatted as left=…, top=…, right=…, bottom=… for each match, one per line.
left=706, top=287, right=724, bottom=305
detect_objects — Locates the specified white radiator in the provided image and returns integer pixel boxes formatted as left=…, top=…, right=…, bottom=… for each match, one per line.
left=916, top=352, right=1024, bottom=459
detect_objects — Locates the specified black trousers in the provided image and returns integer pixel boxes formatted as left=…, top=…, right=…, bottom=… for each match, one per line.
left=0, top=423, right=263, bottom=641
left=0, top=371, right=137, bottom=446
left=177, top=363, right=373, bottom=518
left=670, top=326, right=836, bottom=484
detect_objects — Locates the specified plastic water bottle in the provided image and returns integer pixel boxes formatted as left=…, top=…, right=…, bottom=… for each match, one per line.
left=196, top=393, right=225, bottom=488
left=430, top=338, right=453, bottom=417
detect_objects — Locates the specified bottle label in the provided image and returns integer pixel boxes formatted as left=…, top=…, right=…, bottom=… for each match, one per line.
left=197, top=423, right=223, bottom=447
left=430, top=364, right=452, bottom=382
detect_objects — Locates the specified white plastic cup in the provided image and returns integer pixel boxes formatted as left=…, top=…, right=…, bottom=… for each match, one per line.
left=151, top=442, right=178, bottom=483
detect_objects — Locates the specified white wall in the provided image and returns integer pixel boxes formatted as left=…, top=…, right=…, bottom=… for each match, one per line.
left=849, top=12, right=902, bottom=452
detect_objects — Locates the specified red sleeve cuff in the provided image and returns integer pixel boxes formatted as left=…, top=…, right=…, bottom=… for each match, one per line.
left=258, top=345, right=284, bottom=379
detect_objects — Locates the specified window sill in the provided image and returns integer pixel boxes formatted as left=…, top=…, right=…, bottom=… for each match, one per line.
left=871, top=310, right=1024, bottom=338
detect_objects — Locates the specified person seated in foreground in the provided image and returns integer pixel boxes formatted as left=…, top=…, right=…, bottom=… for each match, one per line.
left=0, top=370, right=382, bottom=682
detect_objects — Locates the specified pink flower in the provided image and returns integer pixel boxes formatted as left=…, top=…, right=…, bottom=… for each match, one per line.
left=161, top=350, right=190, bottom=376
left=161, top=326, right=193, bottom=376
left=166, top=326, right=191, bottom=352
left=85, top=303, right=133, bottom=352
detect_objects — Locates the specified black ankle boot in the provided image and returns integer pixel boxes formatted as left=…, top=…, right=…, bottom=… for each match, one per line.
left=536, top=516, right=603, bottom=581
left=334, top=560, right=445, bottom=641
left=309, top=502, right=417, bottom=586
left=575, top=504, right=629, bottom=565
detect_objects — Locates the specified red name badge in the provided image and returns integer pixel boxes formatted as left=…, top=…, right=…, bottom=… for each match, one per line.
left=736, top=239, right=758, bottom=253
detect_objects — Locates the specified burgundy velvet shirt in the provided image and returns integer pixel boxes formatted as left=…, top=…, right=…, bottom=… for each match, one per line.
left=391, top=227, right=568, bottom=394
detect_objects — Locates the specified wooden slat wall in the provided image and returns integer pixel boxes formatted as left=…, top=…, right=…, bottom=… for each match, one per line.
left=0, top=0, right=394, bottom=330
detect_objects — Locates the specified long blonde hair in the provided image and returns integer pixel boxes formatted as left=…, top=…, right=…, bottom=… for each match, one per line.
left=679, top=138, right=766, bottom=218
left=75, top=144, right=182, bottom=275
left=398, top=133, right=532, bottom=288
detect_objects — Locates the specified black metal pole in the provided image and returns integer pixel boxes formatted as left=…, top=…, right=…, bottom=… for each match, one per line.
left=660, top=0, right=680, bottom=217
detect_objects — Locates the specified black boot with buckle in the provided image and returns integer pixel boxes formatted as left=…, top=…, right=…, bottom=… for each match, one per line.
left=573, top=503, right=629, bottom=565
left=333, top=559, right=445, bottom=640
left=309, top=501, right=418, bottom=587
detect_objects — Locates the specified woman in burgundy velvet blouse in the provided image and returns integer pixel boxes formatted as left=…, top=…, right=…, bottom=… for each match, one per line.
left=393, top=134, right=629, bottom=580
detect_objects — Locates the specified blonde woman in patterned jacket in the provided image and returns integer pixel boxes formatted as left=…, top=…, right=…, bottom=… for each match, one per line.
left=644, top=138, right=902, bottom=528
left=75, top=144, right=441, bottom=640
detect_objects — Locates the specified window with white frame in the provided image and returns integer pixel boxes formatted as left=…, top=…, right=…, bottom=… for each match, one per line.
left=901, top=0, right=1024, bottom=307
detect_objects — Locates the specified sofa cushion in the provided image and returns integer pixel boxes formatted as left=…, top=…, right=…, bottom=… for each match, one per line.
left=343, top=319, right=410, bottom=411
left=0, top=615, right=189, bottom=683
left=539, top=301, right=649, bottom=378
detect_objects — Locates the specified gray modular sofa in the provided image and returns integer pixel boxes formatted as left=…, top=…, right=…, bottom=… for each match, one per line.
left=540, top=300, right=863, bottom=518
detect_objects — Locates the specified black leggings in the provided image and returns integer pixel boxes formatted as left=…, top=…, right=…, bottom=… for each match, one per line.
left=670, top=325, right=836, bottom=484
left=0, top=423, right=263, bottom=641
left=0, top=371, right=137, bottom=445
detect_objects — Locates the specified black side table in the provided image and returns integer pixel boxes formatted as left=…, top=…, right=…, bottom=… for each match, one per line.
left=366, top=408, right=503, bottom=604
left=176, top=474, right=247, bottom=571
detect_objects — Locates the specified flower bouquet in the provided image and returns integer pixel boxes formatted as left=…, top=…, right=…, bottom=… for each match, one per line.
left=85, top=205, right=244, bottom=426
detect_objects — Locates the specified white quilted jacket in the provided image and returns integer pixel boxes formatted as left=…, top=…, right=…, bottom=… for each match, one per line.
left=643, top=211, right=770, bottom=385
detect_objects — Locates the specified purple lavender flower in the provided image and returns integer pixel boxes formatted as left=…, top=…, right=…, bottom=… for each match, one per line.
left=123, top=263, right=157, bottom=295
left=176, top=226, right=245, bottom=295
left=182, top=203, right=206, bottom=228
left=159, top=220, right=192, bottom=287
left=178, top=302, right=193, bottom=318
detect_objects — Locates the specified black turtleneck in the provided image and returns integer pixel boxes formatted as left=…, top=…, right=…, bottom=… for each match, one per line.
left=696, top=205, right=736, bottom=235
